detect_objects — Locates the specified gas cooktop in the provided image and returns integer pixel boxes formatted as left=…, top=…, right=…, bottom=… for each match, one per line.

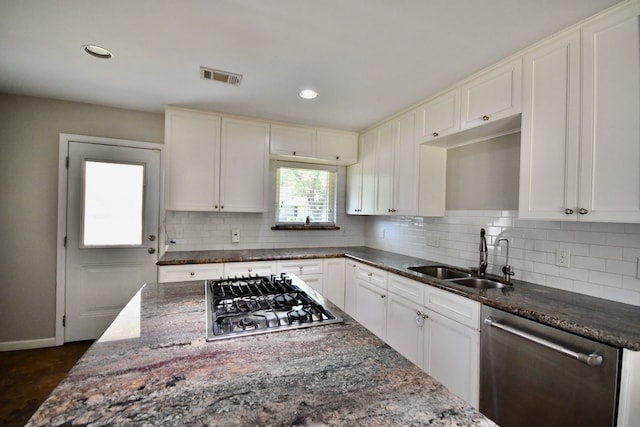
left=205, top=274, right=342, bottom=341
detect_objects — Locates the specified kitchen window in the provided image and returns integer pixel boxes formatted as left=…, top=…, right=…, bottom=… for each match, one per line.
left=274, top=162, right=337, bottom=228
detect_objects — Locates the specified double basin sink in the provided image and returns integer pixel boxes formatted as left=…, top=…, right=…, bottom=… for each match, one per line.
left=407, top=265, right=508, bottom=289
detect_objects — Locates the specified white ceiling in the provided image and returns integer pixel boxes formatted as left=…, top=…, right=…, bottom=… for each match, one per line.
left=0, top=0, right=621, bottom=131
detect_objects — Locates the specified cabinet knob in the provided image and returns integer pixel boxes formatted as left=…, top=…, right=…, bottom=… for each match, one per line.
left=380, top=294, right=386, bottom=299
left=417, top=311, right=422, bottom=316
left=220, top=205, right=224, bottom=209
left=367, top=273, right=373, bottom=277
left=432, top=132, right=439, bottom=137
left=579, top=208, right=589, bottom=215
left=564, top=208, right=574, bottom=215
left=293, top=151, right=296, bottom=155
left=190, top=272, right=195, bottom=276
left=336, top=156, right=339, bottom=160
left=482, top=115, right=490, bottom=121
left=248, top=268, right=253, bottom=273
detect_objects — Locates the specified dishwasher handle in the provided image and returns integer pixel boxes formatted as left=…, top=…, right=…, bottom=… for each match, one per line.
left=484, top=316, right=603, bottom=367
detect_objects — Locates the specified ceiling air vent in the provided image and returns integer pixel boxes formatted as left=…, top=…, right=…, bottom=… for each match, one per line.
left=200, top=66, right=243, bottom=86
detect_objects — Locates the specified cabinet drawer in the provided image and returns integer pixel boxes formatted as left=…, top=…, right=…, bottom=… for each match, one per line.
left=355, top=263, right=387, bottom=290
left=277, top=259, right=323, bottom=276
left=424, top=286, right=480, bottom=330
left=158, top=264, right=224, bottom=283
left=224, top=261, right=277, bottom=277
left=388, top=273, right=424, bottom=302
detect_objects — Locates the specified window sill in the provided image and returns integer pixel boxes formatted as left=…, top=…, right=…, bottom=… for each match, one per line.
left=271, top=225, right=340, bottom=231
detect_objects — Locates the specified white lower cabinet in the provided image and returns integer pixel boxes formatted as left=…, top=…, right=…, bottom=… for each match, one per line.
left=426, top=310, right=479, bottom=407
left=386, top=291, right=424, bottom=367
left=353, top=263, right=388, bottom=340
left=323, top=258, right=346, bottom=310
left=382, top=272, right=480, bottom=407
left=344, top=261, right=359, bottom=317
left=224, top=261, right=277, bottom=277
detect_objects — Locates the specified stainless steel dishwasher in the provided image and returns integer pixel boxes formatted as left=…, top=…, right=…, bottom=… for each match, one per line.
left=480, top=306, right=621, bottom=427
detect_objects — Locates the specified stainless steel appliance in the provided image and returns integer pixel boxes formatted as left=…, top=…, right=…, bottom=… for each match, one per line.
left=480, top=305, right=621, bottom=427
left=206, top=273, right=342, bottom=341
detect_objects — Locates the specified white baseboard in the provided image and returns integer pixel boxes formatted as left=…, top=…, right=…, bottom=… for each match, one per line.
left=0, top=337, right=57, bottom=352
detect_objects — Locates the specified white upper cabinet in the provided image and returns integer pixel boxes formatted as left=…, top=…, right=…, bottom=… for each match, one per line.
left=269, top=123, right=358, bottom=165
left=220, top=118, right=270, bottom=212
left=164, top=107, right=269, bottom=212
left=316, top=129, right=358, bottom=164
left=579, top=2, right=640, bottom=222
left=359, top=130, right=377, bottom=215
left=346, top=161, right=363, bottom=214
left=460, top=57, right=522, bottom=130
left=368, top=111, right=418, bottom=216
left=519, top=31, right=581, bottom=220
left=416, top=88, right=461, bottom=143
left=270, top=124, right=315, bottom=157
left=520, top=1, right=640, bottom=222
left=165, top=108, right=221, bottom=211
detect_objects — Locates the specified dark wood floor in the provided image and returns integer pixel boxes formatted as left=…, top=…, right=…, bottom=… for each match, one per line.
left=0, top=341, right=93, bottom=426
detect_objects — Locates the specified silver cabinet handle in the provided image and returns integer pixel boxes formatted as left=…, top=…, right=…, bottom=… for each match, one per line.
left=484, top=317, right=603, bottom=366
left=564, top=208, right=574, bottom=215
left=579, top=208, right=589, bottom=215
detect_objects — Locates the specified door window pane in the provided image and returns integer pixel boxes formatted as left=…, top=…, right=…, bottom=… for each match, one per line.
left=83, top=161, right=144, bottom=246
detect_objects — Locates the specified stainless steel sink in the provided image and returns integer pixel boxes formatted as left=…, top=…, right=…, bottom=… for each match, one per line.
left=448, top=277, right=508, bottom=289
left=407, top=265, right=472, bottom=280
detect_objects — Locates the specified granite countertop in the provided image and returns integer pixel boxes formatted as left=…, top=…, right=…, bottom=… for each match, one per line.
left=159, top=246, right=640, bottom=351
left=27, top=281, right=495, bottom=426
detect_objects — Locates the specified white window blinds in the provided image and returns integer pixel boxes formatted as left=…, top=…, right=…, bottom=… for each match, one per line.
left=275, top=162, right=337, bottom=225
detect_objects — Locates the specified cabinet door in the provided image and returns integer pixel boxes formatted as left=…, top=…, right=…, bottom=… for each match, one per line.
left=164, top=108, right=220, bottom=211
left=386, top=292, right=424, bottom=367
left=299, top=274, right=323, bottom=294
left=224, top=261, right=277, bottom=277
left=460, top=58, right=522, bottom=130
left=346, top=161, right=363, bottom=214
left=344, top=261, right=358, bottom=317
left=355, top=279, right=387, bottom=340
left=316, top=130, right=358, bottom=164
left=392, top=111, right=417, bottom=215
left=219, top=118, right=270, bottom=212
left=580, top=3, right=640, bottom=222
left=426, top=311, right=479, bottom=407
left=416, top=88, right=461, bottom=143
left=375, top=122, right=395, bottom=215
left=270, top=124, right=315, bottom=157
left=519, top=31, right=581, bottom=220
left=324, top=258, right=346, bottom=310
left=359, top=131, right=377, bottom=215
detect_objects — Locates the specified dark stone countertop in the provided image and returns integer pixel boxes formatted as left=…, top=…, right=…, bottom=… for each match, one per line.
left=158, top=246, right=640, bottom=351
left=27, top=281, right=495, bottom=426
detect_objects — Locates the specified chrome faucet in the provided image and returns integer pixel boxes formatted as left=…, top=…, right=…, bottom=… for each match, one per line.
left=498, top=238, right=515, bottom=284
left=479, top=228, right=488, bottom=278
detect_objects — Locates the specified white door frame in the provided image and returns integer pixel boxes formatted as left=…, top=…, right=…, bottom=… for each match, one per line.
left=56, top=133, right=164, bottom=345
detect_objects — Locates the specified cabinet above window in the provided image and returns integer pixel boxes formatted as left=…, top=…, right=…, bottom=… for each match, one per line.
left=270, top=123, right=358, bottom=165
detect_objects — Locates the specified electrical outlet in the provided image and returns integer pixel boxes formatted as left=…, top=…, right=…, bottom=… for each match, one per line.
left=231, top=228, right=240, bottom=243
left=556, top=248, right=570, bottom=268
left=426, top=235, right=440, bottom=247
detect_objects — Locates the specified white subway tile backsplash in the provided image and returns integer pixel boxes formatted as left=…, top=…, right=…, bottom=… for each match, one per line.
left=365, top=210, right=640, bottom=307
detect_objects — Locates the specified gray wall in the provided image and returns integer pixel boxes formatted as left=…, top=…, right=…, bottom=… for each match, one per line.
left=446, top=133, right=520, bottom=210
left=0, top=93, right=164, bottom=344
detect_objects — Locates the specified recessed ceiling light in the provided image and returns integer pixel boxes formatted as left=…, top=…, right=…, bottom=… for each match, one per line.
left=82, top=44, right=113, bottom=59
left=299, top=89, right=318, bottom=99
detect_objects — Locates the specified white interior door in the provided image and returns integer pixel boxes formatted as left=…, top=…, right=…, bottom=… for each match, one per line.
left=65, top=141, right=160, bottom=342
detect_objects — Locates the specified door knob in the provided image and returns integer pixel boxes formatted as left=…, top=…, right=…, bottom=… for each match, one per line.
left=147, top=247, right=156, bottom=254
